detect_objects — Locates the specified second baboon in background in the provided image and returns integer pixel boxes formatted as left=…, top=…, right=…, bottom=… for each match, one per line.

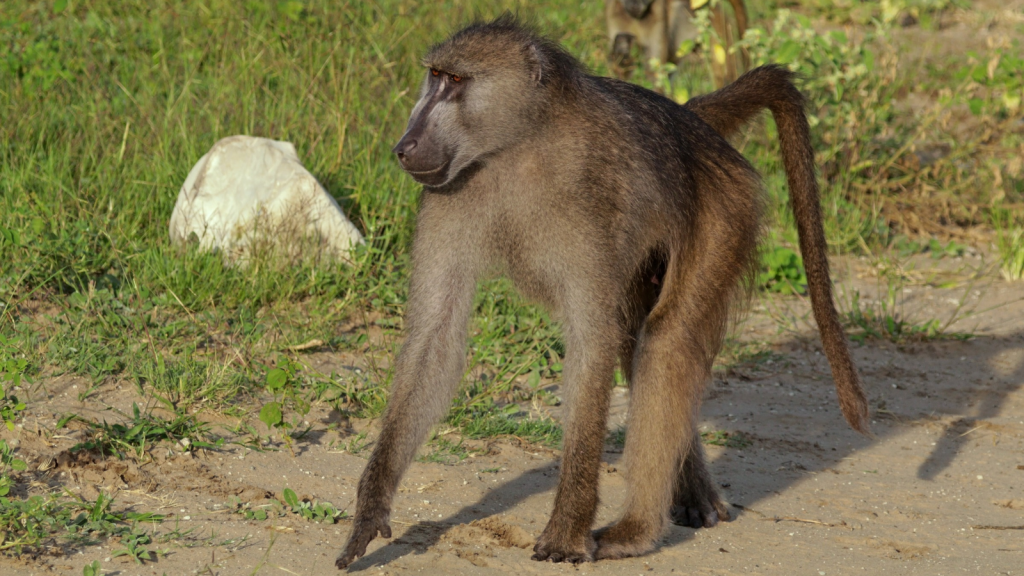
left=606, top=0, right=749, bottom=88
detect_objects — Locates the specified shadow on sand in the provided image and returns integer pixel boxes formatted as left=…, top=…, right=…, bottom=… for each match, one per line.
left=347, top=328, right=1024, bottom=570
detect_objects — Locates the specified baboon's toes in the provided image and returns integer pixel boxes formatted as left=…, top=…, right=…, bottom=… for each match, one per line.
left=593, top=523, right=657, bottom=560
left=531, top=550, right=592, bottom=563
left=335, top=513, right=393, bottom=569
left=670, top=500, right=731, bottom=529
left=531, top=546, right=593, bottom=564
left=531, top=533, right=595, bottom=564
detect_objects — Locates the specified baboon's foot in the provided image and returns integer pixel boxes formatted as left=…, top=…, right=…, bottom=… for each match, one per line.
left=531, top=527, right=596, bottom=564
left=670, top=488, right=731, bottom=529
left=593, top=520, right=659, bottom=560
left=335, top=510, right=392, bottom=569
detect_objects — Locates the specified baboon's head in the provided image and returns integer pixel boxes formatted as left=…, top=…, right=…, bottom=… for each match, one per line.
left=392, top=15, right=582, bottom=188
left=621, top=0, right=655, bottom=20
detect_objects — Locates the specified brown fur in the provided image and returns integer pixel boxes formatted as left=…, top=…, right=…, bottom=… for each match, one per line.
left=335, top=16, right=867, bottom=569
left=606, top=0, right=750, bottom=88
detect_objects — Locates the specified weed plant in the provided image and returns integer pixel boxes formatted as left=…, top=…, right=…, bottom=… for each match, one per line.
left=993, top=209, right=1024, bottom=281
left=58, top=402, right=223, bottom=460
left=0, top=489, right=163, bottom=557
left=228, top=487, right=347, bottom=523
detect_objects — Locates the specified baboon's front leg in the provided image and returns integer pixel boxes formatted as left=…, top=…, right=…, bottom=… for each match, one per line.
left=532, top=312, right=622, bottom=564
left=336, top=237, right=478, bottom=569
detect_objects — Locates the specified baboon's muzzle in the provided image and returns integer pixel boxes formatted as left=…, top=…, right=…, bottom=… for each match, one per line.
left=392, top=128, right=450, bottom=187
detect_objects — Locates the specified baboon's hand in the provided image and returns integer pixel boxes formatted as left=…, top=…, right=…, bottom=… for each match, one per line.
left=335, top=512, right=392, bottom=569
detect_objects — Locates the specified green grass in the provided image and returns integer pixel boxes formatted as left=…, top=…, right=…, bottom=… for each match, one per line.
left=835, top=253, right=975, bottom=343
left=58, top=401, right=223, bottom=460
left=458, top=414, right=564, bottom=447
left=0, top=488, right=163, bottom=557
left=792, top=0, right=969, bottom=26
left=228, top=487, right=348, bottom=523
left=608, top=425, right=627, bottom=449
left=700, top=429, right=752, bottom=449
left=993, top=209, right=1024, bottom=281
left=418, top=436, right=482, bottom=465
left=0, top=0, right=1022, bottom=490
left=996, top=228, right=1024, bottom=281
left=607, top=425, right=752, bottom=450
left=0, top=337, right=28, bottom=430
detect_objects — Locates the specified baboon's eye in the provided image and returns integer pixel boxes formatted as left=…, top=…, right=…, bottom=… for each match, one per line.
left=451, top=74, right=462, bottom=83
left=431, top=68, right=439, bottom=77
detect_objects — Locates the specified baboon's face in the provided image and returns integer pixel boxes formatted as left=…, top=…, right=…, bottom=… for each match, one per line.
left=621, top=0, right=655, bottom=19
left=392, top=47, right=544, bottom=188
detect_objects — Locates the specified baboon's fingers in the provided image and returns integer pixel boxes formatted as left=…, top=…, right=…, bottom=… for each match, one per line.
left=335, top=519, right=392, bottom=569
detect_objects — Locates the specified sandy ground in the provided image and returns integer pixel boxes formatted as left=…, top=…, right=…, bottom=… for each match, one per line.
left=2, top=251, right=1023, bottom=576
left=4, top=3, right=1024, bottom=572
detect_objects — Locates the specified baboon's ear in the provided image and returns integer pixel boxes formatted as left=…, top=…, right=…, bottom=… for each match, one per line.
left=527, top=43, right=544, bottom=85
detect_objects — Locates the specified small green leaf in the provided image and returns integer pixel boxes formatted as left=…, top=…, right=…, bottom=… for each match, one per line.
left=126, top=423, right=145, bottom=439
left=259, top=402, right=283, bottom=429
left=526, top=370, right=540, bottom=388
left=266, top=368, right=288, bottom=391
left=57, top=413, right=78, bottom=428
left=277, top=1, right=304, bottom=21
left=776, top=40, right=802, bottom=64
left=283, top=487, right=299, bottom=508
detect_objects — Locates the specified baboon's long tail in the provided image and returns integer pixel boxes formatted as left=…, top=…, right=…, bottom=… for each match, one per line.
left=684, top=65, right=870, bottom=434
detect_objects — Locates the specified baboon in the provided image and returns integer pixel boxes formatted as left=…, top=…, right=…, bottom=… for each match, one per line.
left=606, top=0, right=749, bottom=87
left=335, top=16, right=867, bottom=569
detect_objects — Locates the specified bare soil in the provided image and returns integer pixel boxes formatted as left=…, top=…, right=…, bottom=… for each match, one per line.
left=3, top=0, right=1023, bottom=573
left=2, top=252, right=1023, bottom=576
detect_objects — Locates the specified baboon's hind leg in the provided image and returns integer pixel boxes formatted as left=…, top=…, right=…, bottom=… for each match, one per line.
left=622, top=260, right=731, bottom=531
left=595, top=253, right=707, bottom=560
left=596, top=200, right=757, bottom=559
left=619, top=256, right=664, bottom=381
left=671, top=432, right=731, bottom=528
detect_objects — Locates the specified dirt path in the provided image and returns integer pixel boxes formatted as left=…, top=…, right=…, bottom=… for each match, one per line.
left=2, top=254, right=1023, bottom=575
